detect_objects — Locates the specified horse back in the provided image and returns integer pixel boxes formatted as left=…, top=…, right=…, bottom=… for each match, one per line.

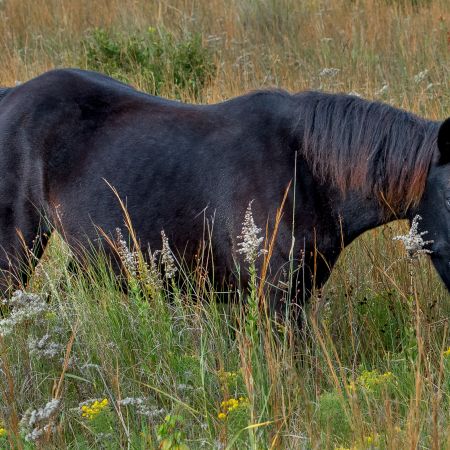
left=0, top=69, right=300, bottom=261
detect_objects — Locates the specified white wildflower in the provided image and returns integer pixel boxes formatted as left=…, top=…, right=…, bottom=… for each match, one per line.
left=118, top=397, right=164, bottom=417
left=214, top=441, right=226, bottom=450
left=414, top=69, right=428, bottom=84
left=237, top=201, right=267, bottom=264
left=319, top=67, right=340, bottom=77
left=139, top=407, right=165, bottom=418
left=0, top=291, right=48, bottom=337
left=118, top=397, right=145, bottom=406
left=348, top=91, right=362, bottom=97
left=28, top=334, right=63, bottom=360
left=95, top=432, right=113, bottom=441
left=115, top=228, right=138, bottom=276
left=375, top=83, right=389, bottom=96
left=160, top=230, right=177, bottom=279
left=20, top=398, right=60, bottom=442
left=144, top=246, right=163, bottom=290
left=393, top=215, right=433, bottom=259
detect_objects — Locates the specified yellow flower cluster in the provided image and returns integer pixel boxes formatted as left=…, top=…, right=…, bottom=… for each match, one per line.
left=334, top=433, right=379, bottom=450
left=0, top=426, right=6, bottom=437
left=364, top=433, right=379, bottom=445
left=81, top=398, right=109, bottom=420
left=218, top=397, right=248, bottom=420
left=349, top=369, right=394, bottom=392
left=443, top=347, right=450, bottom=357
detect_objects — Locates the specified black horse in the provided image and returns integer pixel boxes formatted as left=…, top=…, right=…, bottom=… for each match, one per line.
left=0, top=69, right=449, bottom=311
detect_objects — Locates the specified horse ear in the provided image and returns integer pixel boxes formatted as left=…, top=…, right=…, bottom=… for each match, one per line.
left=438, top=118, right=450, bottom=165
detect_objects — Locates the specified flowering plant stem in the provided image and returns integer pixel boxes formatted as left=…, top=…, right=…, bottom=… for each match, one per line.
left=245, top=264, right=259, bottom=341
left=243, top=263, right=262, bottom=448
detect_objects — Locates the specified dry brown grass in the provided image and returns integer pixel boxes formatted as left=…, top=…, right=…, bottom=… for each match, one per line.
left=0, top=0, right=448, bottom=111
left=1, top=0, right=450, bottom=448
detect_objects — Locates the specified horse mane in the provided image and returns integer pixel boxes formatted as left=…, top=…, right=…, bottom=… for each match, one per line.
left=294, top=91, right=440, bottom=212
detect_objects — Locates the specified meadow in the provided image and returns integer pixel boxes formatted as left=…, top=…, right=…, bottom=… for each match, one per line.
left=0, top=0, right=450, bottom=448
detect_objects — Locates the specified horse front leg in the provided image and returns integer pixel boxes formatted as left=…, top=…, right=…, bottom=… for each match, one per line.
left=278, top=247, right=338, bottom=326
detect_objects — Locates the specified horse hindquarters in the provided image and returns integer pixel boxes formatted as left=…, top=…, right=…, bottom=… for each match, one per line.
left=0, top=144, right=49, bottom=294
left=0, top=193, right=50, bottom=294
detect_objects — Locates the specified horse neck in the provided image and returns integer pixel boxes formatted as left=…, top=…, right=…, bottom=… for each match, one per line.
left=289, top=91, right=440, bottom=245
left=330, top=189, right=407, bottom=247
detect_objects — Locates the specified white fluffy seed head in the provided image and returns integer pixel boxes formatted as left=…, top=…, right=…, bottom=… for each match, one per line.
left=160, top=230, right=177, bottom=279
left=393, top=214, right=433, bottom=260
left=237, top=201, right=267, bottom=264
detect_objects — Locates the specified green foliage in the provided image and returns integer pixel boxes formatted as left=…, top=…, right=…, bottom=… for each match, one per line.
left=156, top=415, right=190, bottom=450
left=353, top=290, right=412, bottom=354
left=82, top=27, right=215, bottom=99
left=316, top=391, right=352, bottom=443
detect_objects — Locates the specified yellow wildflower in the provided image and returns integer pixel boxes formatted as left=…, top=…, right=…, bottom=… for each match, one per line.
left=357, top=370, right=395, bottom=391
left=218, top=396, right=249, bottom=420
left=0, top=427, right=6, bottom=437
left=81, top=398, right=109, bottom=420
left=221, top=398, right=239, bottom=412
left=443, top=347, right=450, bottom=357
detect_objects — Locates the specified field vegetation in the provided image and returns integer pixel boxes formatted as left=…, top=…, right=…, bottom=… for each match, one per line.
left=0, top=0, right=450, bottom=448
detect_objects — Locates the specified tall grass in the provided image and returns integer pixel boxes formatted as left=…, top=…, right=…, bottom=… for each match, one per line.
left=0, top=0, right=450, bottom=448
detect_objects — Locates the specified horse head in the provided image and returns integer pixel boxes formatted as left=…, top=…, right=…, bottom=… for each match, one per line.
left=415, top=118, right=450, bottom=290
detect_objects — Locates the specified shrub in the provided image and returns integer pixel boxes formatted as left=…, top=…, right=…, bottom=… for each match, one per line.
left=82, top=27, right=215, bottom=99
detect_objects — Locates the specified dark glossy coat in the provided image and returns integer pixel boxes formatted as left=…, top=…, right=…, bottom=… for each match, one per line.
left=0, top=69, right=449, bottom=310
